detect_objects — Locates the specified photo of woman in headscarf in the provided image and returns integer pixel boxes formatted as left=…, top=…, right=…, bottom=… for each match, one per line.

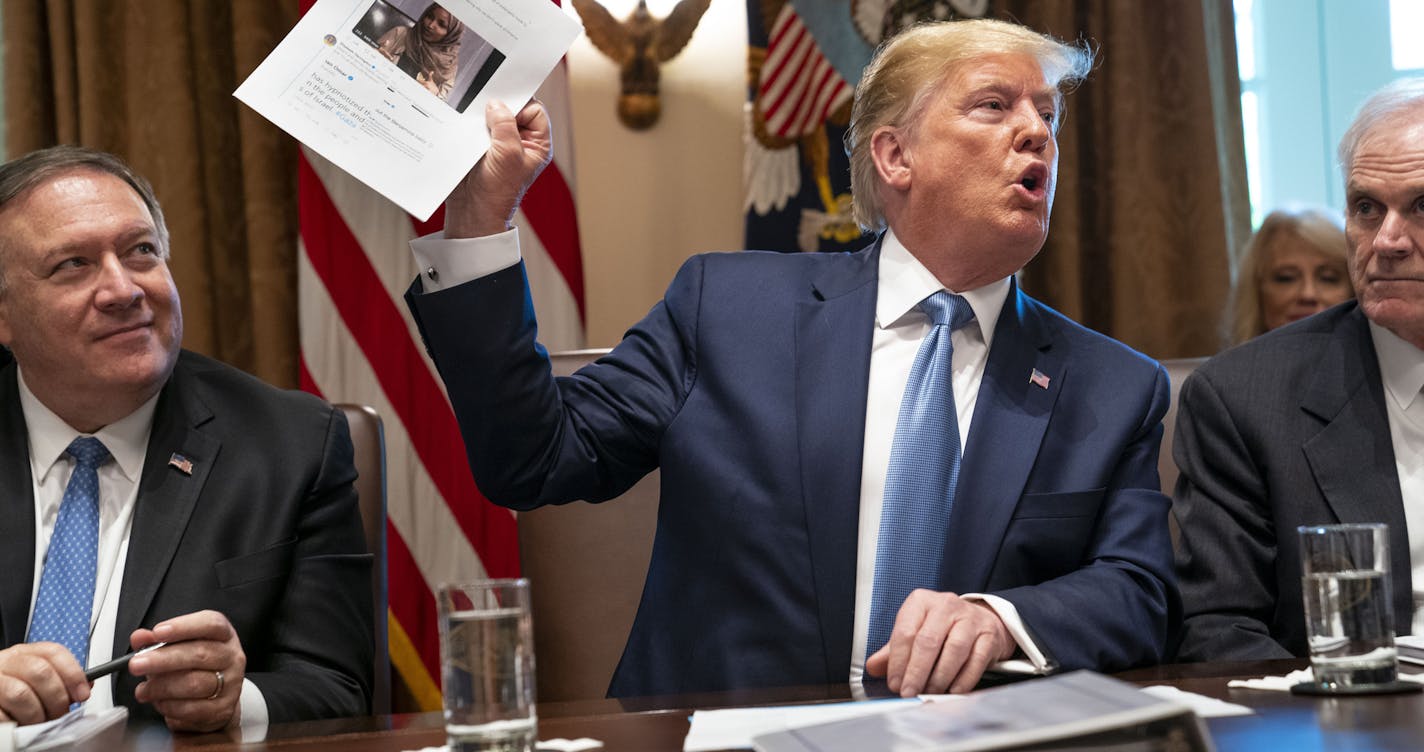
left=377, top=2, right=464, bottom=100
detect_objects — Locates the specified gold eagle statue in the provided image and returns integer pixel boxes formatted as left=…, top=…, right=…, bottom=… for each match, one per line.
left=572, top=0, right=713, bottom=130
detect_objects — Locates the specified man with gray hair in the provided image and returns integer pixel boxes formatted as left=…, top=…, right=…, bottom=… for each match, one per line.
left=0, top=146, right=373, bottom=730
left=1174, top=77, right=1424, bottom=661
left=408, top=19, right=1177, bottom=698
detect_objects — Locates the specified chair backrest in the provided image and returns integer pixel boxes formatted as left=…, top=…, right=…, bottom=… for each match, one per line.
left=336, top=403, right=392, bottom=716
left=518, top=350, right=660, bottom=702
left=1159, top=357, right=1208, bottom=496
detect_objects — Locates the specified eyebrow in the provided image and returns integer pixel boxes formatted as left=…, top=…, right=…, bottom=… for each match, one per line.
left=39, top=222, right=160, bottom=259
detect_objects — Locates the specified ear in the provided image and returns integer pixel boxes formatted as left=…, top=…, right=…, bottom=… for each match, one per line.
left=870, top=125, right=912, bottom=191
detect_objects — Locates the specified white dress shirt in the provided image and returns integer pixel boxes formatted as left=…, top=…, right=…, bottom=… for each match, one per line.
left=411, top=228, right=1050, bottom=689
left=1368, top=323, right=1424, bottom=635
left=848, top=230, right=1050, bottom=691
left=17, top=370, right=266, bottom=729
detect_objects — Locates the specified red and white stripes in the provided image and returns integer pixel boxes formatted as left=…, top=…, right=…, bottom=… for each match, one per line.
left=757, top=5, right=853, bottom=140
left=297, top=1, right=584, bottom=707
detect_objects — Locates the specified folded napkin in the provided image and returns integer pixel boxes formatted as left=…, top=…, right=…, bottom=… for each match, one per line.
left=1139, top=685, right=1253, bottom=717
left=1228, top=668, right=1424, bottom=691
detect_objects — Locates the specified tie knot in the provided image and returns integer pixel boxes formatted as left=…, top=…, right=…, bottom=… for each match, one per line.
left=66, top=437, right=110, bottom=469
left=920, top=291, right=974, bottom=330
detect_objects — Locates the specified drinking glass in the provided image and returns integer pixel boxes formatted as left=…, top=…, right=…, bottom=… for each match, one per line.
left=1298, top=523, right=1397, bottom=690
left=439, top=579, right=537, bottom=751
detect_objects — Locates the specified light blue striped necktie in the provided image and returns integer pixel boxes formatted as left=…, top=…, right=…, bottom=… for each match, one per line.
left=868, top=291, right=974, bottom=655
left=28, top=437, right=110, bottom=668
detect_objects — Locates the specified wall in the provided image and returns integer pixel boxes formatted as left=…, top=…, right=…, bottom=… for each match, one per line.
left=562, top=1, right=749, bottom=346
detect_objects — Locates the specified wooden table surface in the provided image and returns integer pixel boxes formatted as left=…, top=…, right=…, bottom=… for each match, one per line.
left=128, top=659, right=1424, bottom=751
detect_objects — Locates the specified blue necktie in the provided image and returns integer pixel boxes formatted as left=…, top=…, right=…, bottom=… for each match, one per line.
left=28, top=437, right=110, bottom=667
left=868, top=291, right=975, bottom=655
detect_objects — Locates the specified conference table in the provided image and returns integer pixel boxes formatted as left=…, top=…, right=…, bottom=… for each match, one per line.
left=134, top=660, right=1423, bottom=751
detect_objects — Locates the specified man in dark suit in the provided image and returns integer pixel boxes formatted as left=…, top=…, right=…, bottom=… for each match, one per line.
left=407, top=20, right=1177, bottom=698
left=1173, top=77, right=1424, bottom=660
left=0, top=146, right=372, bottom=730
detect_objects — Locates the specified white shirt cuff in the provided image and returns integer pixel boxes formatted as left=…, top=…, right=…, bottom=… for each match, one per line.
left=961, top=593, right=1053, bottom=675
left=409, top=228, right=522, bottom=292
left=235, top=678, right=269, bottom=740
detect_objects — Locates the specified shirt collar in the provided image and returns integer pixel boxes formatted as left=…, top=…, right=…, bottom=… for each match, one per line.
left=17, top=368, right=160, bottom=486
left=876, top=228, right=1011, bottom=348
left=1370, top=321, right=1424, bottom=413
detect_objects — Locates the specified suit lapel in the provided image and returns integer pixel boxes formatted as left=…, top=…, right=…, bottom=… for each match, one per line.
left=796, top=242, right=878, bottom=680
left=1300, top=308, right=1414, bottom=631
left=0, top=367, right=37, bottom=647
left=112, top=358, right=218, bottom=657
left=943, top=285, right=1063, bottom=593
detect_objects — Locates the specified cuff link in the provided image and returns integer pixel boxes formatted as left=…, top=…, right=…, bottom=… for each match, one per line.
left=425, top=266, right=439, bottom=283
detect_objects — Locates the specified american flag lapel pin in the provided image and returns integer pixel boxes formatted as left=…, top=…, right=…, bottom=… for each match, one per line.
left=168, top=453, right=194, bottom=476
left=1029, top=368, right=1051, bottom=390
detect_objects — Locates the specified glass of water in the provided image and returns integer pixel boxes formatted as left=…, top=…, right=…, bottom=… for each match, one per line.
left=439, top=579, right=537, bottom=752
left=1298, top=523, right=1397, bottom=690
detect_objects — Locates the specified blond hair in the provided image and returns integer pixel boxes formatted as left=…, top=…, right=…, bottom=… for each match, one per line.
left=1226, top=207, right=1350, bottom=346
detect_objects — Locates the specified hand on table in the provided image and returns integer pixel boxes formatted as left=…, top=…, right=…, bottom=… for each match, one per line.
left=865, top=589, right=1016, bottom=697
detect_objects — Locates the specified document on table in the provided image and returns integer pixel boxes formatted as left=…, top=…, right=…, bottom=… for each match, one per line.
left=235, top=0, right=581, bottom=220
left=749, top=672, right=1213, bottom=752
left=5, top=705, right=127, bottom=751
left=685, top=699, right=920, bottom=752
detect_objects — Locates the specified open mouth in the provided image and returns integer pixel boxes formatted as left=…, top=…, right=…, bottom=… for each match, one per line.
left=1018, top=163, right=1049, bottom=193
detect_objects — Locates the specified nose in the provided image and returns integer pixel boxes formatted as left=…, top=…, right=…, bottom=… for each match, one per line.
left=1015, top=102, right=1050, bottom=154
left=1373, top=209, right=1416, bottom=259
left=1297, top=276, right=1319, bottom=303
left=94, top=255, right=143, bottom=310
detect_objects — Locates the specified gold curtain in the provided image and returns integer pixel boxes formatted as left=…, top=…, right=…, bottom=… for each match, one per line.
left=3, top=0, right=301, bottom=387
left=1001, top=0, right=1250, bottom=359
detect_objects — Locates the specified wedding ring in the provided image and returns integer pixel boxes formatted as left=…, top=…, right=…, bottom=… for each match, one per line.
left=208, top=670, right=225, bottom=700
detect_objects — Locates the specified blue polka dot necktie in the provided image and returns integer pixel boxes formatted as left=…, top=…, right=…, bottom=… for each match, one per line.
left=868, top=291, right=975, bottom=655
left=28, top=437, right=110, bottom=667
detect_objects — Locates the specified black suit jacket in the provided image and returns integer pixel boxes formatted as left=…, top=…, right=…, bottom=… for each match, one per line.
left=0, top=351, right=374, bottom=724
left=1172, top=301, right=1414, bottom=660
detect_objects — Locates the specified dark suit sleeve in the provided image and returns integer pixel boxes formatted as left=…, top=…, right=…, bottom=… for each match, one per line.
left=246, top=407, right=375, bottom=722
left=992, top=364, right=1179, bottom=672
left=1170, top=368, right=1292, bottom=661
left=405, top=259, right=698, bottom=508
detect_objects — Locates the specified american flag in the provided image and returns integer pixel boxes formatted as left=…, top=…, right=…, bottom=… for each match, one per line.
left=755, top=4, right=853, bottom=140
left=167, top=453, right=194, bottom=476
left=1029, top=368, right=1051, bottom=390
left=296, top=0, right=584, bottom=709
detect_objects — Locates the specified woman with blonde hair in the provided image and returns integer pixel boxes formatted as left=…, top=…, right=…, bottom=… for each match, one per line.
left=1225, top=207, right=1353, bottom=346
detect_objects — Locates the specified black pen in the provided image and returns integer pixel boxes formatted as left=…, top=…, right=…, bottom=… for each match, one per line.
left=84, top=642, right=168, bottom=682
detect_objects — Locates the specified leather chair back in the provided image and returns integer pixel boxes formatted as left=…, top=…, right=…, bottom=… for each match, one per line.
left=1159, top=357, right=1208, bottom=497
left=518, top=350, right=659, bottom=702
left=336, top=403, right=392, bottom=715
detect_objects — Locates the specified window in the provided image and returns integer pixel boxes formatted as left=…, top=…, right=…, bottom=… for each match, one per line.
left=1234, top=0, right=1422, bottom=227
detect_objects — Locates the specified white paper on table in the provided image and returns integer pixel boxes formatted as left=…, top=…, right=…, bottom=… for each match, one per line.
left=684, top=699, right=920, bottom=752
left=235, top=0, right=581, bottom=220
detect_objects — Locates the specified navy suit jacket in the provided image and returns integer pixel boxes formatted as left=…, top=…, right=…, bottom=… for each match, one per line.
left=406, top=241, right=1177, bottom=697
left=1173, top=302, right=1414, bottom=660
left=0, top=351, right=374, bottom=725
